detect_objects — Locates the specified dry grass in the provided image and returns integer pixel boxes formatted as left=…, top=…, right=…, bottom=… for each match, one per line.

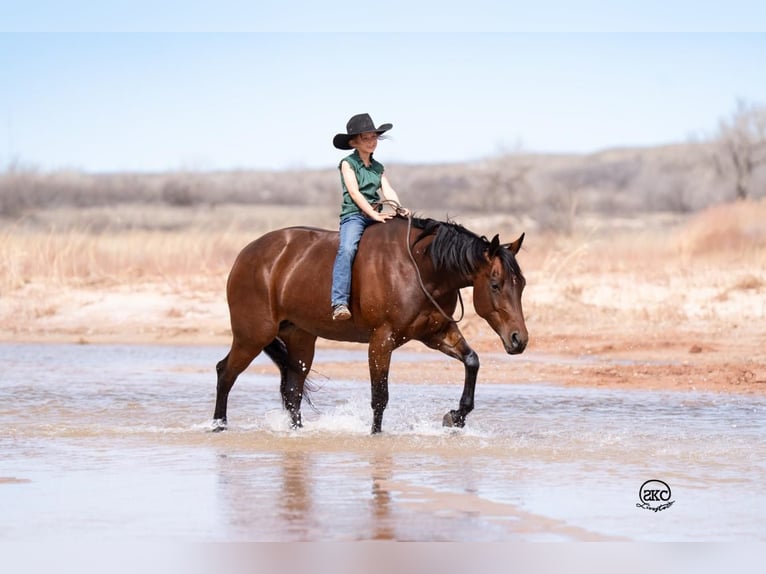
left=0, top=204, right=340, bottom=294
left=676, top=197, right=766, bottom=256
left=3, top=200, right=762, bottom=288
left=0, top=227, right=243, bottom=292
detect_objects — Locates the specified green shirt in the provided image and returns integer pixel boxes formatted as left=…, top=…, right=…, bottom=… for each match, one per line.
left=338, top=150, right=385, bottom=219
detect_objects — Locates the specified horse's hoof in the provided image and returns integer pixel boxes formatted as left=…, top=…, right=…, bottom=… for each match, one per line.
left=442, top=411, right=465, bottom=428
left=289, top=412, right=303, bottom=430
left=210, top=419, right=228, bottom=432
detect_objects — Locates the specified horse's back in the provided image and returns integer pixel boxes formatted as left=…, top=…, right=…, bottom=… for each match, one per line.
left=231, top=220, right=409, bottom=280
left=225, top=219, right=416, bottom=340
left=231, top=226, right=335, bottom=273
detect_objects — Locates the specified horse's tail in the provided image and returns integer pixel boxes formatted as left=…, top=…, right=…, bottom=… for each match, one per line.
left=263, top=337, right=319, bottom=411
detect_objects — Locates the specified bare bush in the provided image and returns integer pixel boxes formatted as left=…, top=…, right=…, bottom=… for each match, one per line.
left=0, top=170, right=31, bottom=217
left=715, top=99, right=766, bottom=201
left=161, top=179, right=199, bottom=206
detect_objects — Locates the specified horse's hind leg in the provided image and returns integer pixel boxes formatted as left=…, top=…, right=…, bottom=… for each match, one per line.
left=268, top=328, right=317, bottom=429
left=212, top=339, right=263, bottom=431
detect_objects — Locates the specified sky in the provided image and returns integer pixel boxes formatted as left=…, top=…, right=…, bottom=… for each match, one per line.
left=1, top=3, right=765, bottom=173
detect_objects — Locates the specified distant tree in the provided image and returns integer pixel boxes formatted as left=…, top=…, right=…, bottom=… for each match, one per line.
left=480, top=156, right=532, bottom=212
left=161, top=179, right=197, bottom=206
left=715, top=100, right=766, bottom=201
left=547, top=182, right=580, bottom=235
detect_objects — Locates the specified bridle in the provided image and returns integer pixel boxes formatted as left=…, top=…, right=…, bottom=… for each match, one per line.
left=374, top=200, right=465, bottom=324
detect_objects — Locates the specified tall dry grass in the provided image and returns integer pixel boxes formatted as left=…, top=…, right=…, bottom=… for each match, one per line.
left=676, top=198, right=766, bottom=257
left=0, top=204, right=340, bottom=294
left=3, top=200, right=763, bottom=299
left=0, top=227, right=252, bottom=294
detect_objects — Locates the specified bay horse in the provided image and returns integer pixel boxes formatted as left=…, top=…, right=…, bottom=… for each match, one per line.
left=212, top=215, right=527, bottom=434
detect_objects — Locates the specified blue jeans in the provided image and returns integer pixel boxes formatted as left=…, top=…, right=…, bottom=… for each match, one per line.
left=331, top=213, right=376, bottom=307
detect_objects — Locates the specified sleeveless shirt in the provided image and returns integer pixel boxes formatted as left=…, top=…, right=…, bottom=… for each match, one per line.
left=338, top=150, right=384, bottom=218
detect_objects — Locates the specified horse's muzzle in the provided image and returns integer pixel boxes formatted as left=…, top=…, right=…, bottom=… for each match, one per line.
left=504, top=331, right=527, bottom=354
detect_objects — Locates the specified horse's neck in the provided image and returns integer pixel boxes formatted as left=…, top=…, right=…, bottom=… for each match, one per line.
left=439, top=271, right=473, bottom=291
left=410, top=233, right=474, bottom=293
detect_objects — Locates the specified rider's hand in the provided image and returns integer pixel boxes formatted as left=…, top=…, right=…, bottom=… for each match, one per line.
left=372, top=212, right=394, bottom=223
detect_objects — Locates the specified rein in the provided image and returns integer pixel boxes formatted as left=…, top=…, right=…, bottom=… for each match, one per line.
left=374, top=200, right=465, bottom=324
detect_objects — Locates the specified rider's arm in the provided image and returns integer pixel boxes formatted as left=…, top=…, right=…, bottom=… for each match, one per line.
left=380, top=174, right=410, bottom=216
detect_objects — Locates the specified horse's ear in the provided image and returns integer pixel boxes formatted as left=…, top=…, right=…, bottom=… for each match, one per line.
left=488, top=234, right=501, bottom=257
left=503, top=232, right=525, bottom=255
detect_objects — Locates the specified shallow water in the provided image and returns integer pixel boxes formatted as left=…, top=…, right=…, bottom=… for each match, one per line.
left=1, top=343, right=764, bottom=541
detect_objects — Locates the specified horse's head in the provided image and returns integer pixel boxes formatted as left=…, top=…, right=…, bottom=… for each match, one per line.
left=472, top=233, right=528, bottom=355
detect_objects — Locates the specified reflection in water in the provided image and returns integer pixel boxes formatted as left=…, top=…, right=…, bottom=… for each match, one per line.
left=214, top=448, right=399, bottom=541
left=280, top=451, right=312, bottom=535
left=214, top=452, right=287, bottom=540
left=370, top=453, right=394, bottom=541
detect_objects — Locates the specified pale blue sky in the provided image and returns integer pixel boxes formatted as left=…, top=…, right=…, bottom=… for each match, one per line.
left=1, top=4, right=765, bottom=172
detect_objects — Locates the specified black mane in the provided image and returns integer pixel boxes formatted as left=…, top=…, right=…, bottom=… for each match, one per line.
left=410, top=217, right=522, bottom=278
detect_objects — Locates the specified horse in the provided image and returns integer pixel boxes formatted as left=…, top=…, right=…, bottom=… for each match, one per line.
left=212, top=215, right=527, bottom=434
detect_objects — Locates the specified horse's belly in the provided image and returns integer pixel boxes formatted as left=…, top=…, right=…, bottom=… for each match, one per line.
left=287, top=319, right=372, bottom=345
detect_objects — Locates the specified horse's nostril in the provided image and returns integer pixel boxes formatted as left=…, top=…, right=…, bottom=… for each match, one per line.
left=511, top=331, right=521, bottom=348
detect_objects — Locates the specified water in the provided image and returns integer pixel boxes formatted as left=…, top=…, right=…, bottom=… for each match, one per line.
left=1, top=343, right=764, bottom=541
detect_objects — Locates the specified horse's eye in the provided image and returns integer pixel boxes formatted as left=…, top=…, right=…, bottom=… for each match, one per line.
left=490, top=281, right=501, bottom=292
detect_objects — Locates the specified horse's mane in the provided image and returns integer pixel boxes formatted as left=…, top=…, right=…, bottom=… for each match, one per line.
left=409, top=216, right=522, bottom=277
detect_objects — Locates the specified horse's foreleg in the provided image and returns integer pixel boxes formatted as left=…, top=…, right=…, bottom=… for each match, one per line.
left=424, top=326, right=479, bottom=428
left=443, top=346, right=479, bottom=428
left=368, top=329, right=396, bottom=434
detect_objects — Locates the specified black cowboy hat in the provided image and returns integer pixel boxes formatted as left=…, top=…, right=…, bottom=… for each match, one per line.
left=333, top=113, right=393, bottom=150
